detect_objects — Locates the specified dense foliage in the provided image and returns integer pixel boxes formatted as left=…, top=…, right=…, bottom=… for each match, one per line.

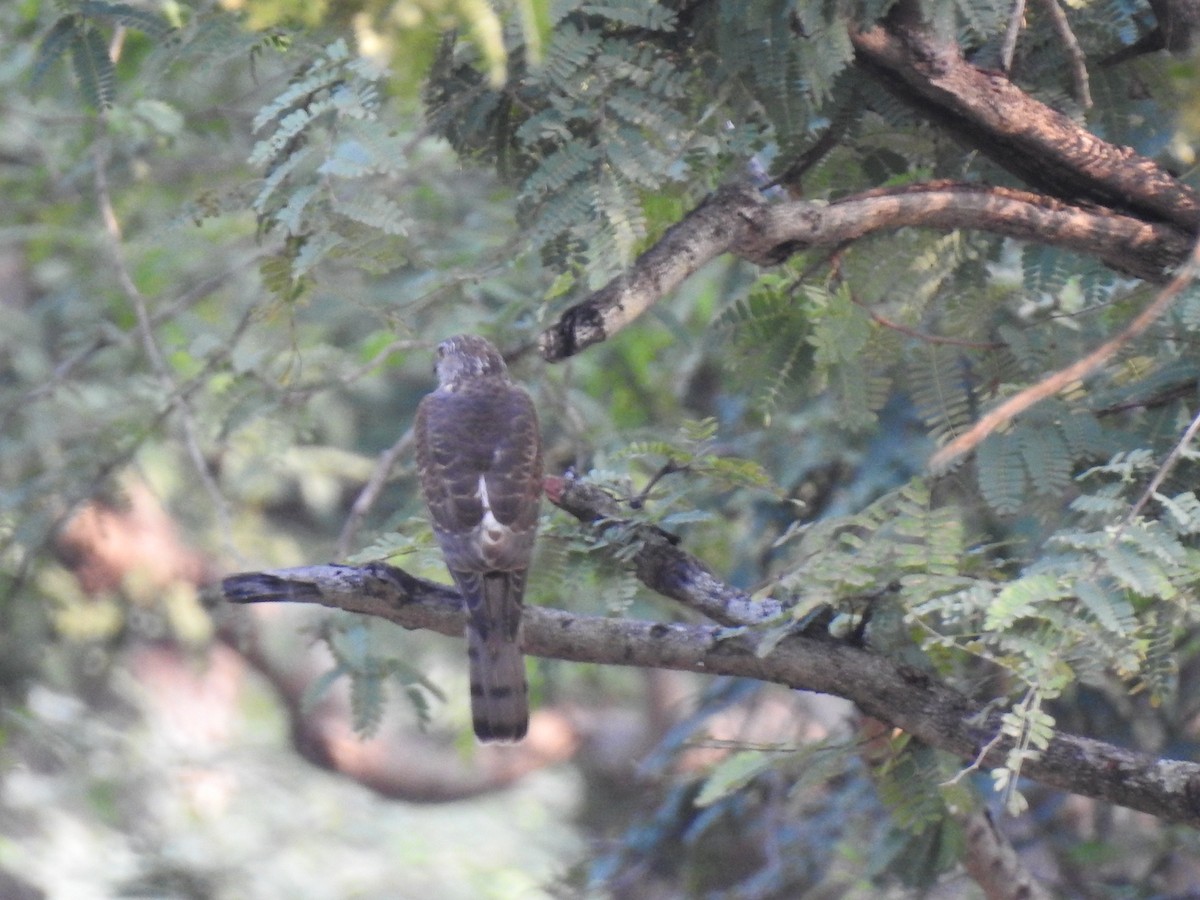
left=6, top=0, right=1200, bottom=896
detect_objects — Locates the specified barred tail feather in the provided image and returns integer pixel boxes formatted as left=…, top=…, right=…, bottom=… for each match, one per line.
left=467, top=623, right=528, bottom=742
left=459, top=570, right=528, bottom=742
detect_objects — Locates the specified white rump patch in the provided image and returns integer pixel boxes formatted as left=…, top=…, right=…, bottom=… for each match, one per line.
left=477, top=476, right=507, bottom=548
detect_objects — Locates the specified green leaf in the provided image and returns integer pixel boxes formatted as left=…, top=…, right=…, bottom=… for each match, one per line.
left=976, top=431, right=1026, bottom=516
left=301, top=664, right=347, bottom=714
left=985, top=573, right=1065, bottom=630
left=71, top=24, right=116, bottom=110
left=31, top=14, right=80, bottom=94
left=350, top=670, right=386, bottom=737
left=695, top=750, right=777, bottom=807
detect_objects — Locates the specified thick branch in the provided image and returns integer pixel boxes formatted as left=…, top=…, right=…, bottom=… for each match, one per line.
left=850, top=20, right=1200, bottom=231
left=539, top=183, right=763, bottom=361
left=539, top=182, right=1192, bottom=360
left=220, top=560, right=1200, bottom=826
left=750, top=184, right=1188, bottom=280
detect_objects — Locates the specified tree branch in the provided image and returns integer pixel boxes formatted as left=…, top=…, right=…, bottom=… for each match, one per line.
left=541, top=474, right=785, bottom=627
left=539, top=183, right=765, bottom=361
left=539, top=182, right=1192, bottom=361
left=959, top=809, right=1054, bottom=900
left=850, top=19, right=1200, bottom=230
left=221, top=477, right=1200, bottom=827
left=747, top=183, right=1188, bottom=279
left=999, top=0, right=1025, bottom=74
left=1034, top=0, right=1091, bottom=110
left=220, top=561, right=1200, bottom=825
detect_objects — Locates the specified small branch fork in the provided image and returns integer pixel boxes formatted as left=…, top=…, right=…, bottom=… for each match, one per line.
left=222, top=474, right=1200, bottom=829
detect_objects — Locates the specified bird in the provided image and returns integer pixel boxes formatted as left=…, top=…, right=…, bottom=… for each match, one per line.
left=414, top=335, right=543, bottom=742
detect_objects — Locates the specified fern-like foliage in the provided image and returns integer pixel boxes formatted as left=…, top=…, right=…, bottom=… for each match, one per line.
left=770, top=479, right=974, bottom=636
left=417, top=0, right=1074, bottom=327
left=615, top=416, right=779, bottom=501
left=900, top=445, right=1200, bottom=804
left=870, top=733, right=988, bottom=882
left=33, top=2, right=174, bottom=109
left=428, top=1, right=718, bottom=278
left=248, top=39, right=439, bottom=297
left=715, top=271, right=816, bottom=420
left=767, top=444, right=1200, bottom=810
left=426, top=0, right=945, bottom=280
left=716, top=270, right=900, bottom=429
left=307, top=616, right=445, bottom=736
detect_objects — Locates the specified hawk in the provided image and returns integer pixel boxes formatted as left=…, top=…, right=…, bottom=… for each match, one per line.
left=414, top=335, right=543, bottom=742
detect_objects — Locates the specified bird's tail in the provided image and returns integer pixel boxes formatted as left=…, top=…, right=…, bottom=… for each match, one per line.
left=462, top=571, right=528, bottom=742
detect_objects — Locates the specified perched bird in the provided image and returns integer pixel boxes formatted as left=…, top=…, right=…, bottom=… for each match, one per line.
left=414, top=335, right=543, bottom=742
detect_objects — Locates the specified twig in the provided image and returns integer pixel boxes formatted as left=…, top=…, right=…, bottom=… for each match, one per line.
left=768, top=111, right=852, bottom=192
left=1000, top=0, right=1027, bottom=73
left=849, top=295, right=1004, bottom=350
left=1034, top=0, right=1092, bottom=109
left=338, top=338, right=424, bottom=386
left=91, top=134, right=238, bottom=559
left=929, top=237, right=1200, bottom=470
left=336, top=425, right=415, bottom=558
left=629, top=459, right=689, bottom=509
left=944, top=724, right=1009, bottom=786
left=1121, top=403, right=1200, bottom=531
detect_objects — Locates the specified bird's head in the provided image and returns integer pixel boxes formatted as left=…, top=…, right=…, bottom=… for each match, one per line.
left=433, top=334, right=510, bottom=387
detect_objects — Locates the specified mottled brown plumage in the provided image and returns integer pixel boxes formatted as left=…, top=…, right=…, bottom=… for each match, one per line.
left=414, top=335, right=542, bottom=742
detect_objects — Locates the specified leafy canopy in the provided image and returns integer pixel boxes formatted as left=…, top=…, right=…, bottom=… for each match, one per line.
left=7, top=0, right=1200, bottom=893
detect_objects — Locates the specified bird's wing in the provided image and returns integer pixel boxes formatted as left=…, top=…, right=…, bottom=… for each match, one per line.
left=415, top=381, right=542, bottom=574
